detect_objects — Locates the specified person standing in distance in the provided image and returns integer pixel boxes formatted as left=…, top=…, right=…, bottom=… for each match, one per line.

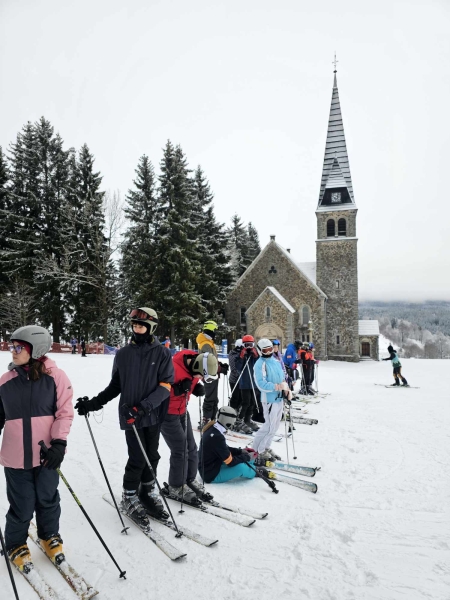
left=74, top=307, right=174, bottom=527
left=382, top=345, right=408, bottom=386
left=0, top=326, right=73, bottom=572
left=196, top=320, right=228, bottom=426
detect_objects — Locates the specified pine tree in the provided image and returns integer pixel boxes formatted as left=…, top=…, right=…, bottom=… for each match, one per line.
left=247, top=222, right=261, bottom=264
left=152, top=142, right=205, bottom=341
left=227, top=213, right=248, bottom=281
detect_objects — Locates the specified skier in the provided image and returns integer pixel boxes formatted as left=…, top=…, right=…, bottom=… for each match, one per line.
left=80, top=338, right=87, bottom=357
left=0, top=326, right=74, bottom=572
left=235, top=334, right=260, bottom=433
left=70, top=337, right=77, bottom=354
left=252, top=338, right=292, bottom=461
left=302, top=343, right=316, bottom=395
left=196, top=320, right=229, bottom=426
left=283, top=340, right=301, bottom=386
left=74, top=307, right=174, bottom=527
left=160, top=350, right=218, bottom=504
left=228, top=339, right=243, bottom=412
left=198, top=407, right=259, bottom=483
left=272, top=340, right=288, bottom=380
left=382, top=345, right=408, bottom=386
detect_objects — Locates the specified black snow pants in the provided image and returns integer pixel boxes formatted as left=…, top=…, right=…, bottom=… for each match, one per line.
left=160, top=412, right=198, bottom=487
left=202, top=378, right=219, bottom=420
left=123, top=425, right=161, bottom=491
left=4, top=466, right=61, bottom=551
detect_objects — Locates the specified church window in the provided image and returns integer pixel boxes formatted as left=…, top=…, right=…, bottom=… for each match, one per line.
left=265, top=306, right=271, bottom=321
left=240, top=307, right=246, bottom=325
left=338, top=218, right=347, bottom=236
left=336, top=335, right=340, bottom=345
left=336, top=280, right=340, bottom=289
left=268, top=265, right=277, bottom=274
left=327, top=219, right=335, bottom=237
left=302, top=306, right=310, bottom=325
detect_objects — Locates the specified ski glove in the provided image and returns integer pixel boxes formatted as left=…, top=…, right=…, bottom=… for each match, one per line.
left=275, top=381, right=289, bottom=392
left=75, top=396, right=101, bottom=416
left=192, top=382, right=205, bottom=397
left=239, top=451, right=251, bottom=463
left=173, top=378, right=192, bottom=396
left=219, top=362, right=229, bottom=375
left=40, top=439, right=66, bottom=470
left=120, top=404, right=145, bottom=425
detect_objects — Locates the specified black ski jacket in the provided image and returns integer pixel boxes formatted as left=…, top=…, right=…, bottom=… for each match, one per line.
left=198, top=422, right=248, bottom=482
left=91, top=338, right=174, bottom=430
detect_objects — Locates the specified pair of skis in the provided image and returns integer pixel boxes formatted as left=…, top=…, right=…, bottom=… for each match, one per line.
left=374, top=383, right=419, bottom=389
left=10, top=521, right=97, bottom=600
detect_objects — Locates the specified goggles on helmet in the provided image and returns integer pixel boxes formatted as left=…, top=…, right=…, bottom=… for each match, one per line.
left=203, top=352, right=218, bottom=383
left=260, top=346, right=273, bottom=356
left=130, top=309, right=157, bottom=322
left=243, top=342, right=254, bottom=349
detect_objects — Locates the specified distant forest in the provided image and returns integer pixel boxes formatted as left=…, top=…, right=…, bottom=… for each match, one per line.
left=359, top=301, right=450, bottom=359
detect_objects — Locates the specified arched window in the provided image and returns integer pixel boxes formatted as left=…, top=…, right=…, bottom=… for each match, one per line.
left=265, top=306, right=271, bottom=321
left=327, top=219, right=335, bottom=237
left=302, top=305, right=310, bottom=325
left=338, top=218, right=347, bottom=236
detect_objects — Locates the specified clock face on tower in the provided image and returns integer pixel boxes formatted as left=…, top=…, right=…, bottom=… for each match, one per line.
left=331, top=192, right=341, bottom=203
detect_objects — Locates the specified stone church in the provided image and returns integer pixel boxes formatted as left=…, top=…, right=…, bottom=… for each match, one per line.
left=225, top=72, right=379, bottom=361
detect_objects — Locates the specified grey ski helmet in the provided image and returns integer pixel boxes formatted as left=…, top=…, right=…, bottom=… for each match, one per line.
left=190, top=352, right=218, bottom=382
left=130, top=307, right=158, bottom=335
left=217, top=406, right=237, bottom=429
left=10, top=325, right=52, bottom=359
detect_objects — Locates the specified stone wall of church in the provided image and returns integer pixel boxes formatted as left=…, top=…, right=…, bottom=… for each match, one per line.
left=317, top=208, right=357, bottom=239
left=225, top=242, right=326, bottom=357
left=316, top=236, right=359, bottom=361
left=246, top=289, right=293, bottom=347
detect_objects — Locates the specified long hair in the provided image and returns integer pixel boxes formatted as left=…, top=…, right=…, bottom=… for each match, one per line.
left=28, top=358, right=50, bottom=381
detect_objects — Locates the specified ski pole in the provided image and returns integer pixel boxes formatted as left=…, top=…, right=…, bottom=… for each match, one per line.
left=282, top=396, right=290, bottom=465
left=229, top=353, right=251, bottom=397
left=198, top=396, right=206, bottom=484
left=179, top=392, right=189, bottom=514
left=38, top=441, right=126, bottom=579
left=83, top=415, right=129, bottom=534
left=226, top=373, right=231, bottom=398
left=316, top=362, right=319, bottom=394
left=245, top=461, right=279, bottom=494
left=244, top=358, right=259, bottom=410
left=130, top=425, right=182, bottom=537
left=288, top=403, right=297, bottom=459
left=0, top=525, right=20, bottom=600
left=222, top=374, right=225, bottom=408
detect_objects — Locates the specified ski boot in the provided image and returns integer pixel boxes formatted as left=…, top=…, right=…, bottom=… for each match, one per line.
left=244, top=420, right=260, bottom=432
left=8, top=544, right=34, bottom=574
left=267, top=448, right=281, bottom=461
left=187, top=478, right=213, bottom=501
left=166, top=484, right=201, bottom=506
left=122, top=489, right=150, bottom=529
left=391, top=380, right=400, bottom=386
left=256, top=449, right=274, bottom=461
left=40, top=534, right=65, bottom=566
left=402, top=379, right=409, bottom=387
left=139, top=481, right=169, bottom=520
left=256, top=466, right=276, bottom=480
left=234, top=419, right=253, bottom=434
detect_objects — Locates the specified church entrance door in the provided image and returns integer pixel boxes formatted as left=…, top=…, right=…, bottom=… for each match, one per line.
left=254, top=323, right=284, bottom=348
left=361, top=342, right=370, bottom=357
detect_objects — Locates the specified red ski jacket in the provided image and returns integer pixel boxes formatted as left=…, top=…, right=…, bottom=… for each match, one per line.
left=167, top=350, right=199, bottom=415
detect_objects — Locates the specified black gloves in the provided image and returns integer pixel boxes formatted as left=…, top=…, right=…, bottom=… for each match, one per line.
left=41, top=439, right=66, bottom=470
left=219, top=362, right=229, bottom=375
left=192, top=382, right=205, bottom=397
left=173, top=378, right=192, bottom=396
left=75, top=396, right=100, bottom=416
left=120, top=404, right=145, bottom=426
left=239, top=451, right=251, bottom=463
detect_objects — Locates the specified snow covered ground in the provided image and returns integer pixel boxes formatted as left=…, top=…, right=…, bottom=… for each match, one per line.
left=1, top=354, right=449, bottom=600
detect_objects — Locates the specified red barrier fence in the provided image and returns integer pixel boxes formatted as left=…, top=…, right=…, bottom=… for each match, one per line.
left=0, top=342, right=105, bottom=354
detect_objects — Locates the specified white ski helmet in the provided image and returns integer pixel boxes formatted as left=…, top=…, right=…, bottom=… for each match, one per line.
left=130, top=307, right=158, bottom=335
left=234, top=339, right=243, bottom=348
left=217, top=406, right=237, bottom=429
left=10, top=325, right=52, bottom=359
left=256, top=338, right=274, bottom=357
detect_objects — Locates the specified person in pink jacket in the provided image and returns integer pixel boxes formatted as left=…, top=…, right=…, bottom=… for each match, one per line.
left=0, top=325, right=73, bottom=573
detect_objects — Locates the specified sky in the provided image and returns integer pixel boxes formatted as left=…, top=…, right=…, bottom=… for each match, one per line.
left=0, top=0, right=449, bottom=301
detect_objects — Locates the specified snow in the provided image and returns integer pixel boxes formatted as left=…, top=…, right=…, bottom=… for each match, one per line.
left=1, top=353, right=449, bottom=600
left=358, top=320, right=380, bottom=335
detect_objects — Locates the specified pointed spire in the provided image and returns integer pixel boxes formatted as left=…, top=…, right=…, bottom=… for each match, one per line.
left=317, top=66, right=355, bottom=208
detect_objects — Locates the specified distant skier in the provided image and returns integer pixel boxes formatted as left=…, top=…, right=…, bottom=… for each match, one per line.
left=382, top=345, right=408, bottom=386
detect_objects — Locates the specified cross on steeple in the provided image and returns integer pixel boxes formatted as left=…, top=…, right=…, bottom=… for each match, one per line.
left=332, top=52, right=338, bottom=73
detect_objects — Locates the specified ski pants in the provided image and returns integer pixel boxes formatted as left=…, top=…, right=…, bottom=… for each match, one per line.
left=211, top=460, right=256, bottom=483
left=123, top=425, right=161, bottom=491
left=4, top=466, right=60, bottom=552
left=160, top=412, right=198, bottom=487
left=229, top=380, right=241, bottom=411
left=252, top=401, right=284, bottom=453
left=238, top=388, right=257, bottom=423
left=71, top=346, right=76, bottom=354
left=202, top=378, right=219, bottom=420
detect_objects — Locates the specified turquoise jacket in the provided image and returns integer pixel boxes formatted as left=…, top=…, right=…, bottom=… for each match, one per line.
left=254, top=356, right=285, bottom=404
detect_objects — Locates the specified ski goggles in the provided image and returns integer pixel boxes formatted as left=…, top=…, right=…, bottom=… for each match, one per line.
left=243, top=342, right=254, bottom=349
left=203, top=353, right=218, bottom=383
left=129, top=309, right=157, bottom=322
left=260, top=346, right=273, bottom=356
left=8, top=344, right=27, bottom=354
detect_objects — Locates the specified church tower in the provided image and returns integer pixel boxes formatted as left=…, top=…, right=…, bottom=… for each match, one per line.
left=316, top=69, right=359, bottom=361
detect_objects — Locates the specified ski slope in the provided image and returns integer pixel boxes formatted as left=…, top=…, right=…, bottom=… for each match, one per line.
left=0, top=354, right=448, bottom=600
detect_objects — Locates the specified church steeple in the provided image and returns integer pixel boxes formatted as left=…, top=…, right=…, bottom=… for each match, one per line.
left=317, top=70, right=355, bottom=209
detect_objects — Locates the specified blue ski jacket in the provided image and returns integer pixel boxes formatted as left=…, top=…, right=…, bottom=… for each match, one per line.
left=283, top=343, right=298, bottom=369
left=254, top=356, right=285, bottom=404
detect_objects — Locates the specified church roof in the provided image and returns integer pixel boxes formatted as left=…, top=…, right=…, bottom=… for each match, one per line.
left=246, top=286, right=296, bottom=314
left=358, top=320, right=380, bottom=335
left=318, top=73, right=356, bottom=209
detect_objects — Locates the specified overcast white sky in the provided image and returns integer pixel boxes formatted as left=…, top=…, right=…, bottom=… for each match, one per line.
left=1, top=0, right=449, bottom=301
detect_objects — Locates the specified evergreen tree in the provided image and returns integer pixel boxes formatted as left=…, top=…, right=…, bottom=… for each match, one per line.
left=247, top=222, right=261, bottom=264
left=152, top=142, right=205, bottom=341
left=227, top=213, right=248, bottom=281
